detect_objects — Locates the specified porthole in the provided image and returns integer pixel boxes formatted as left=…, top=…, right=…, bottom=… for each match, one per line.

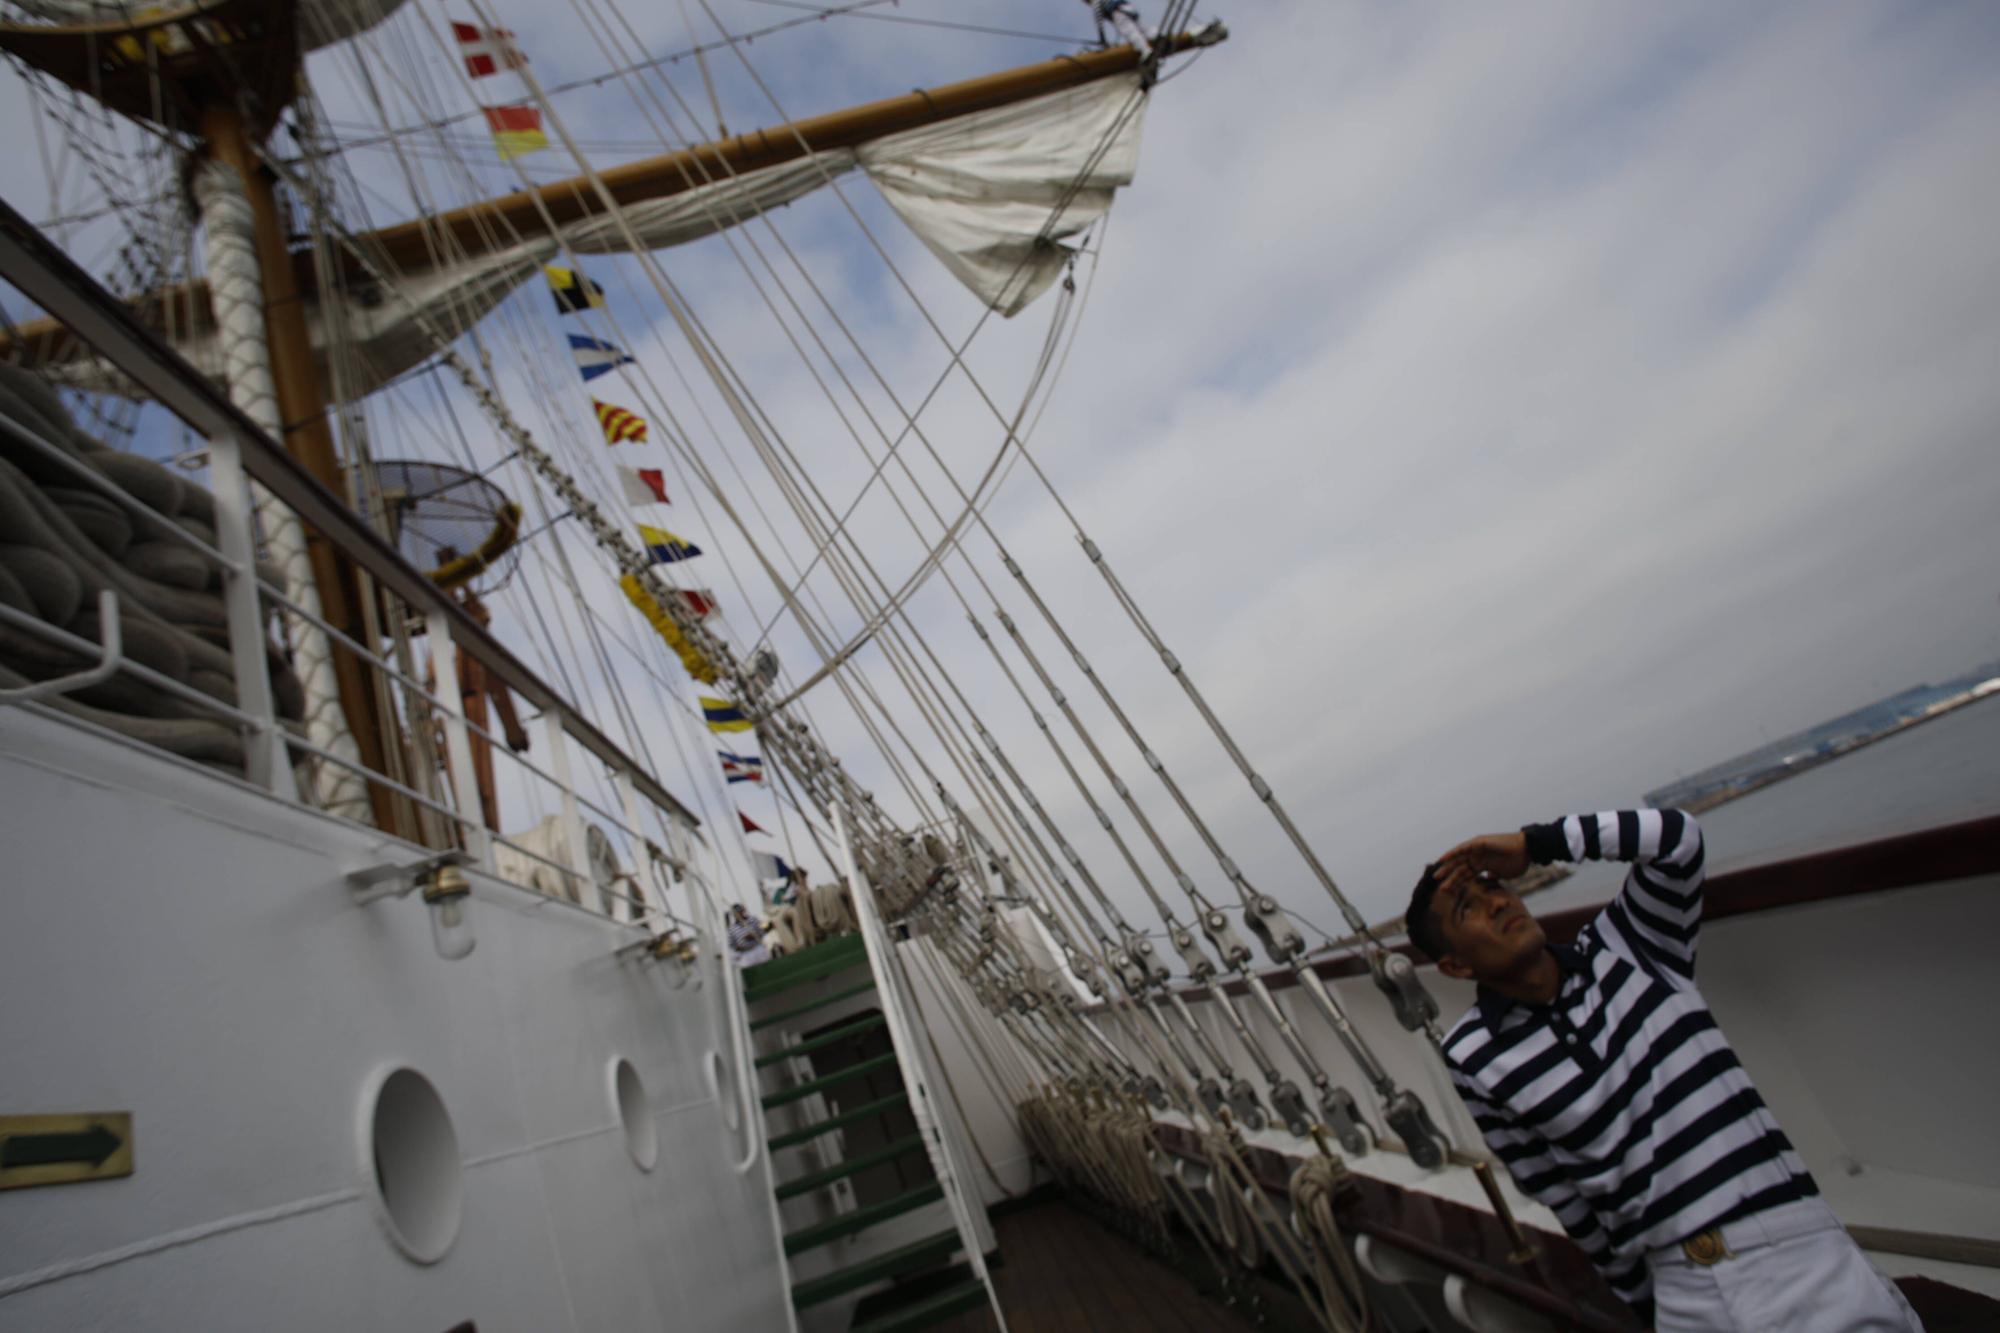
left=613, top=1058, right=658, bottom=1171
left=366, top=1067, right=464, bottom=1264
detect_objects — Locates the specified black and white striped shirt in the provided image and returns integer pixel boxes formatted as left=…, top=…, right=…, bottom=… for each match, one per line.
left=1441, top=809, right=1817, bottom=1314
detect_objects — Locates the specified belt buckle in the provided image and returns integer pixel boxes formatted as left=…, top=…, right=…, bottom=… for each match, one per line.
left=1681, top=1228, right=1731, bottom=1266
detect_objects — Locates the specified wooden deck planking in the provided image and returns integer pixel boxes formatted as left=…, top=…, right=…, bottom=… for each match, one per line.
left=925, top=1199, right=1257, bottom=1333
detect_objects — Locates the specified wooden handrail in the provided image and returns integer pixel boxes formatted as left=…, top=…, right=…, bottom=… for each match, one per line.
left=1846, top=1225, right=2000, bottom=1272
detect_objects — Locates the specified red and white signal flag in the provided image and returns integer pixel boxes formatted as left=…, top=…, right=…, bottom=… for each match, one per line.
left=453, top=22, right=527, bottom=78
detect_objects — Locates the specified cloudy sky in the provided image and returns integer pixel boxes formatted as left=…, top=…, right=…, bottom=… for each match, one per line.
left=4, top=0, right=1997, bottom=935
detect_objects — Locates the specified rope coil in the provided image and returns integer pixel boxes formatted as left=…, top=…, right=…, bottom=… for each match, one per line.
left=1289, top=1154, right=1371, bottom=1331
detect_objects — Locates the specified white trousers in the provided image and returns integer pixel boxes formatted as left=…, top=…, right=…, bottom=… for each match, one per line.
left=1108, top=10, right=1152, bottom=60
left=732, top=943, right=771, bottom=968
left=1649, top=1199, right=1924, bottom=1332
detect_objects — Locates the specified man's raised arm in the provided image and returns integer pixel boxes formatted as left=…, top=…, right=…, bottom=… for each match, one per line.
left=1525, top=809, right=1706, bottom=979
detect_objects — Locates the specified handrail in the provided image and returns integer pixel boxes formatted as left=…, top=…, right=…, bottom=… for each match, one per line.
left=251, top=570, right=641, bottom=846
left=678, top=823, right=760, bottom=1175
left=1845, top=1224, right=2000, bottom=1272
left=0, top=592, right=265, bottom=728
left=0, top=590, right=123, bottom=706
left=719, top=968, right=762, bottom=1175
left=833, top=804, right=1010, bottom=1331
left=0, top=194, right=697, bottom=830
left=260, top=600, right=662, bottom=909
left=283, top=722, right=662, bottom=920
left=0, top=407, right=238, bottom=573
left=247, top=564, right=664, bottom=913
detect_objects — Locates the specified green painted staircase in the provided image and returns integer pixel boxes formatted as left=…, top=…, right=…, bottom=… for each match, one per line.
left=769, top=1092, right=912, bottom=1152
left=741, top=932, right=996, bottom=1330
left=788, top=1231, right=964, bottom=1310
left=784, top=1182, right=946, bottom=1256
left=757, top=1014, right=889, bottom=1069
left=743, top=932, right=871, bottom=1000
left=850, top=1266, right=990, bottom=1333
left=762, top=1052, right=902, bottom=1111
left=776, top=1134, right=927, bottom=1201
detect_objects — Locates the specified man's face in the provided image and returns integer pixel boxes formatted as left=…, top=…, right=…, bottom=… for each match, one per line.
left=1433, top=875, right=1547, bottom=982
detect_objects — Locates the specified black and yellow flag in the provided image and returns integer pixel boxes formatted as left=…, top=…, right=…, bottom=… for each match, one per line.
left=545, top=265, right=607, bottom=314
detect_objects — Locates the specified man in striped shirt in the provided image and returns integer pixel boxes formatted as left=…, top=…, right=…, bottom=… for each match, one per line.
left=1407, top=809, right=1921, bottom=1331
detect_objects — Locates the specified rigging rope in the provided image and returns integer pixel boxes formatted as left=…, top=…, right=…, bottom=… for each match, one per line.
left=192, top=161, right=371, bottom=821
left=1289, top=1154, right=1372, bottom=1333
left=244, top=22, right=1427, bottom=1326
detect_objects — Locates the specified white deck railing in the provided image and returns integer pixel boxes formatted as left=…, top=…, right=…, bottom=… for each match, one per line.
left=0, top=195, right=698, bottom=931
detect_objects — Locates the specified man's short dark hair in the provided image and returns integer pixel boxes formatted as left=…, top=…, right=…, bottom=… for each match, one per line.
left=1406, top=864, right=1448, bottom=962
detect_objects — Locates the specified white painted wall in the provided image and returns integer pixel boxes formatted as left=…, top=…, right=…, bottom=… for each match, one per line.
left=0, top=708, right=792, bottom=1331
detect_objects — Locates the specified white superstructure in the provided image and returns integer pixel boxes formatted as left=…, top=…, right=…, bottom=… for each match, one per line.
left=0, top=706, right=789, bottom=1331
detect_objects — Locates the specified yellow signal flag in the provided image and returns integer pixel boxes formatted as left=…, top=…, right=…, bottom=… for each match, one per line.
left=619, top=574, right=718, bottom=684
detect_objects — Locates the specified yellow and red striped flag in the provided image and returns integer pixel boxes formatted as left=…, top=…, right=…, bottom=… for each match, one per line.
left=483, top=105, right=547, bottom=159
left=593, top=399, right=648, bottom=444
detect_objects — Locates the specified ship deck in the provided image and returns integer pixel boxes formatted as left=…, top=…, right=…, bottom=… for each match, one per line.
left=926, top=1196, right=1258, bottom=1333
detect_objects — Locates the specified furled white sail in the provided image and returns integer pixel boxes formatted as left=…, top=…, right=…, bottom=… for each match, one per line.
left=858, top=71, right=1145, bottom=316
left=56, top=74, right=1145, bottom=401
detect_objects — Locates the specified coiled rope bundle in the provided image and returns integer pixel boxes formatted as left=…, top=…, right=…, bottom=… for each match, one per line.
left=1204, top=1130, right=1265, bottom=1270
left=769, top=881, right=858, bottom=953
left=1289, top=1154, right=1370, bottom=1331
left=0, top=365, right=307, bottom=772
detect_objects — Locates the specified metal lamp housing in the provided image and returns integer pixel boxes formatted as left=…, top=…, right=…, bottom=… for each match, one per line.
left=422, top=864, right=476, bottom=961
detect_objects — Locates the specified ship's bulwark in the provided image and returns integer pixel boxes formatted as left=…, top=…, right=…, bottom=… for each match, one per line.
left=0, top=708, right=790, bottom=1330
